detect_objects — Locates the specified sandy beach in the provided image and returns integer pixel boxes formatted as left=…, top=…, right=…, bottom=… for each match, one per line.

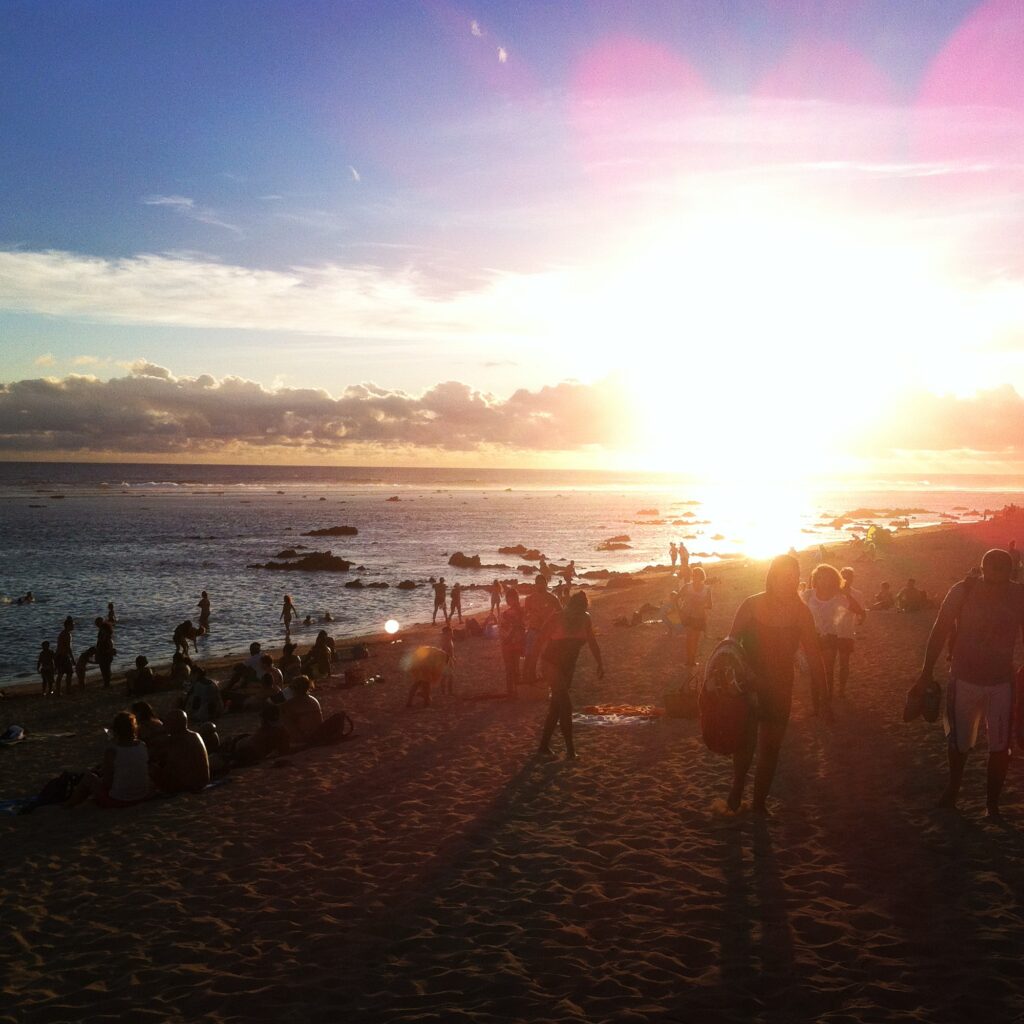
left=2, top=519, right=1023, bottom=1024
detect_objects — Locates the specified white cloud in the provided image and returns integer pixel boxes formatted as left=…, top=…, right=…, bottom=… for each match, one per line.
left=470, top=19, right=482, bottom=37
left=72, top=355, right=100, bottom=366
left=497, top=46, right=507, bottom=64
left=34, top=353, right=55, bottom=366
left=348, top=165, right=361, bottom=183
left=0, top=247, right=568, bottom=344
left=142, top=194, right=240, bottom=234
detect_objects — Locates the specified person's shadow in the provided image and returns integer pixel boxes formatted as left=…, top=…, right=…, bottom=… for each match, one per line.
left=716, top=817, right=797, bottom=1019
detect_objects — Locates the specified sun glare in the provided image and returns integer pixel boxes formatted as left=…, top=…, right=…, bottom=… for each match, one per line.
left=564, top=193, right=963, bottom=479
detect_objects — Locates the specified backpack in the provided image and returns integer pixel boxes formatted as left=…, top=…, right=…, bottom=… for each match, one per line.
left=311, top=712, right=355, bottom=746
left=698, top=639, right=754, bottom=755
left=21, top=770, right=82, bottom=813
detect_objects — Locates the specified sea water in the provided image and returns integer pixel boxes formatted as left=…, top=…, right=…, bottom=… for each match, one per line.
left=0, top=461, right=1020, bottom=685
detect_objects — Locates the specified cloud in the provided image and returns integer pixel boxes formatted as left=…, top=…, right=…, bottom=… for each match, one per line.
left=142, top=194, right=241, bottom=234
left=470, top=19, right=482, bottom=37
left=497, top=46, right=507, bottom=63
left=0, top=366, right=636, bottom=456
left=348, top=165, right=361, bottom=183
left=863, top=386, right=1024, bottom=458
left=33, top=353, right=55, bottom=366
left=72, top=355, right=100, bottom=366
left=0, top=247, right=567, bottom=343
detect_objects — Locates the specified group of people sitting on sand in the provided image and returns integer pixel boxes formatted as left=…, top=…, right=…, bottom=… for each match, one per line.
left=60, top=644, right=354, bottom=809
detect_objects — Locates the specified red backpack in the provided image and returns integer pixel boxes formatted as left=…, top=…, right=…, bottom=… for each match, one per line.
left=699, top=639, right=754, bottom=756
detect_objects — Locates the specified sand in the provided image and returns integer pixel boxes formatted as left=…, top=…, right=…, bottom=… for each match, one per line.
left=2, top=519, right=1024, bottom=1023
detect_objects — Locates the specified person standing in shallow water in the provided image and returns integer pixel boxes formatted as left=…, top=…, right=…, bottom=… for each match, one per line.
left=95, top=617, right=115, bottom=689
left=432, top=578, right=448, bottom=624
left=197, top=591, right=211, bottom=631
left=280, top=595, right=297, bottom=637
left=537, top=591, right=604, bottom=761
left=449, top=581, right=463, bottom=624
left=727, top=554, right=828, bottom=815
left=55, top=616, right=75, bottom=696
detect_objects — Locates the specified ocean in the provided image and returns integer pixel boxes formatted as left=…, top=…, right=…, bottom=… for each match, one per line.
left=1, top=461, right=1021, bottom=685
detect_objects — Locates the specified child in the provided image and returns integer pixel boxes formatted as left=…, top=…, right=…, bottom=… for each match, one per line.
left=440, top=625, right=456, bottom=696
left=75, top=646, right=97, bottom=690
left=37, top=641, right=56, bottom=696
left=404, top=646, right=449, bottom=708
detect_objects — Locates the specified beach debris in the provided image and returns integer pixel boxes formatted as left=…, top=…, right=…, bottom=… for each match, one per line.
left=303, top=525, right=359, bottom=536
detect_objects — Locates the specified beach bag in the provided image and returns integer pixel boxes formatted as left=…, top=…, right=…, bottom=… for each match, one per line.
left=22, top=770, right=82, bottom=813
left=698, top=639, right=754, bottom=755
left=311, top=712, right=354, bottom=746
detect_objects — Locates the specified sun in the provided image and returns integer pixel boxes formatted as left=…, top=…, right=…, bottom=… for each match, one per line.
left=564, top=192, right=962, bottom=480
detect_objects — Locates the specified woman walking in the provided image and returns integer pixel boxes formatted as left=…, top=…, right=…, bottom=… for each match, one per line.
left=537, top=591, right=604, bottom=761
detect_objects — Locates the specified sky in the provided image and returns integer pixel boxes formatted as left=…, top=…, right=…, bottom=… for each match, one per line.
left=1, top=0, right=1023, bottom=477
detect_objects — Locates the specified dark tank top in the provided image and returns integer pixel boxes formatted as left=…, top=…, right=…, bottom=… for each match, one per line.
left=742, top=616, right=801, bottom=692
left=541, top=636, right=586, bottom=684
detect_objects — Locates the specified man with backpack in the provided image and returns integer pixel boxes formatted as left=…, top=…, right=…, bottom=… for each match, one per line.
left=910, top=548, right=1024, bottom=818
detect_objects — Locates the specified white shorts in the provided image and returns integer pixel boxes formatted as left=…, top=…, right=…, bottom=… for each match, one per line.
left=944, top=678, right=1013, bottom=753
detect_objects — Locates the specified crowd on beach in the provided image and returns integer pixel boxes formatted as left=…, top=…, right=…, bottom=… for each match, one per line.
left=18, top=524, right=1024, bottom=819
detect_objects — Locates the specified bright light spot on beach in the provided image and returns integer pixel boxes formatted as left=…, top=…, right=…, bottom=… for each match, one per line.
left=385, top=618, right=400, bottom=635
left=701, top=482, right=809, bottom=561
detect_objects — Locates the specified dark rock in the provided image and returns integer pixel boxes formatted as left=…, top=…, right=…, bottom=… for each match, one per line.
left=344, top=579, right=364, bottom=589
left=604, top=573, right=638, bottom=589
left=582, top=569, right=611, bottom=579
left=366, top=582, right=389, bottom=589
left=448, top=552, right=510, bottom=570
left=498, top=544, right=545, bottom=561
left=303, top=525, right=358, bottom=537
left=396, top=580, right=417, bottom=590
left=261, top=551, right=352, bottom=572
left=386, top=496, right=401, bottom=502
left=275, top=549, right=300, bottom=559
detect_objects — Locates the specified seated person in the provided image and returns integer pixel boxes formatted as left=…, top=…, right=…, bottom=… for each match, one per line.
left=131, top=700, right=166, bottom=757
left=278, top=642, right=302, bottom=681
left=260, top=652, right=284, bottom=688
left=126, top=655, right=158, bottom=697
left=170, top=650, right=193, bottom=687
left=302, top=631, right=335, bottom=679
left=67, top=710, right=152, bottom=808
left=280, top=675, right=323, bottom=744
left=224, top=703, right=292, bottom=767
left=152, top=709, right=210, bottom=794
left=896, top=578, right=929, bottom=612
left=872, top=582, right=894, bottom=611
left=182, top=666, right=224, bottom=724
left=223, top=643, right=265, bottom=696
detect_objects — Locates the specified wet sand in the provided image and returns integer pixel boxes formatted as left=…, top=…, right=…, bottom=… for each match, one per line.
left=2, top=519, right=1023, bottom=1023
